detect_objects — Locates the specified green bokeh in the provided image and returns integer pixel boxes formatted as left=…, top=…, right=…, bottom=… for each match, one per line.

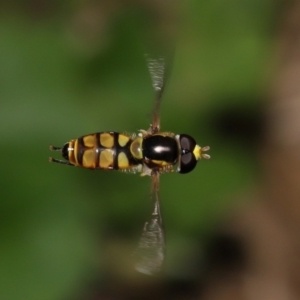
left=0, top=1, right=276, bottom=299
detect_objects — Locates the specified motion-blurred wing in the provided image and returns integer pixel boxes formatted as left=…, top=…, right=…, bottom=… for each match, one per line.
left=146, top=54, right=167, bottom=132
left=134, top=173, right=165, bottom=275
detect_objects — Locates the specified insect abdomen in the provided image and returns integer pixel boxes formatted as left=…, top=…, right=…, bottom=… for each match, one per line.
left=70, top=132, right=139, bottom=170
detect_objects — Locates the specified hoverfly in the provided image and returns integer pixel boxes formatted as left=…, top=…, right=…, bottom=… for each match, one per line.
left=49, top=54, right=210, bottom=275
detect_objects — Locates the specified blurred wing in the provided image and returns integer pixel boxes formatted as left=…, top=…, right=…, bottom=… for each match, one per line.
left=146, top=54, right=167, bottom=132
left=134, top=173, right=165, bottom=275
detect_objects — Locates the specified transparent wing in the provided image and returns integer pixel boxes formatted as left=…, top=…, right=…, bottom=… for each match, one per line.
left=146, top=54, right=167, bottom=132
left=134, top=173, right=165, bottom=275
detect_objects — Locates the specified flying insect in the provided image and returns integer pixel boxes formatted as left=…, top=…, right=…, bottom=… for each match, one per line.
left=49, top=54, right=210, bottom=275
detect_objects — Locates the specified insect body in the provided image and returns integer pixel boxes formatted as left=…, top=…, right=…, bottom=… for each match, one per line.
left=49, top=54, right=210, bottom=275
left=50, top=130, right=210, bottom=176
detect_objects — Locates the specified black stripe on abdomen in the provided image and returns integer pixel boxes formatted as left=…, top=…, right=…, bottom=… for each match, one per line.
left=77, top=137, right=85, bottom=166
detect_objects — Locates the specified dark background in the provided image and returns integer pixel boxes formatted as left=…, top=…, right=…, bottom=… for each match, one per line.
left=1, top=1, right=293, bottom=299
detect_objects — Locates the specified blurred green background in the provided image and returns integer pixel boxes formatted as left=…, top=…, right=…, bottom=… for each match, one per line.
left=0, top=1, right=277, bottom=299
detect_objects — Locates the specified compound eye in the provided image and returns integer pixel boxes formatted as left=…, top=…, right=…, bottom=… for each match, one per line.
left=179, top=152, right=197, bottom=174
left=62, top=143, right=70, bottom=161
left=180, top=134, right=196, bottom=152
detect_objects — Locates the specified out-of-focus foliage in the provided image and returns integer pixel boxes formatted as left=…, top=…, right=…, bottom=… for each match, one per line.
left=0, top=1, right=277, bottom=299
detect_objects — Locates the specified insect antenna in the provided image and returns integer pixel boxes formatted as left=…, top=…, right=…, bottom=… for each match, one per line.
left=201, top=146, right=211, bottom=159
